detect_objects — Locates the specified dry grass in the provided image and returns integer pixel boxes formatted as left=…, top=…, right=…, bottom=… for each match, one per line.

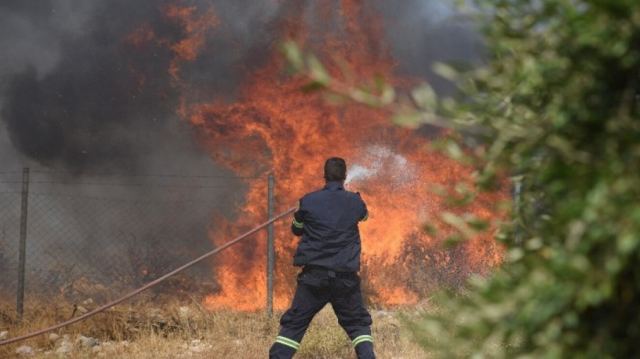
left=0, top=296, right=427, bottom=358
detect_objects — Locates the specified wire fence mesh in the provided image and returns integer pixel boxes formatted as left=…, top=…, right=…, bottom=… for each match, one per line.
left=0, top=168, right=261, bottom=314
left=0, top=191, right=21, bottom=303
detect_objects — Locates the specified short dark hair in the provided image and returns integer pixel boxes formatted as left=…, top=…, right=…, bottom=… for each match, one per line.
left=324, top=157, right=347, bottom=182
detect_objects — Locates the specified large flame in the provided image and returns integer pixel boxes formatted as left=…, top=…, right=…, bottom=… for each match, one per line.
left=139, top=1, right=505, bottom=310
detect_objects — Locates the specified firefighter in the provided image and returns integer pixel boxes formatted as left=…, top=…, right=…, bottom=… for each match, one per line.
left=269, top=157, right=375, bottom=359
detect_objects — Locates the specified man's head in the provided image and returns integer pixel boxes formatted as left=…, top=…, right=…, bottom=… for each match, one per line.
left=324, top=157, right=347, bottom=182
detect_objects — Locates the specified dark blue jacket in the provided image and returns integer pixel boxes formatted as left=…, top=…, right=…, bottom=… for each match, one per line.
left=291, top=181, right=368, bottom=272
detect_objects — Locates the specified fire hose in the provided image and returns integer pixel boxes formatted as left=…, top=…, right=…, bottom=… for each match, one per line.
left=0, top=206, right=296, bottom=347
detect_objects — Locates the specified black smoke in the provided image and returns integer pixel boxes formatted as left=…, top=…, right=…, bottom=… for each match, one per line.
left=0, top=0, right=483, bottom=297
left=0, top=0, right=481, bottom=171
left=0, top=0, right=282, bottom=296
left=374, top=0, right=483, bottom=95
left=0, top=0, right=286, bottom=172
left=1, top=1, right=172, bottom=170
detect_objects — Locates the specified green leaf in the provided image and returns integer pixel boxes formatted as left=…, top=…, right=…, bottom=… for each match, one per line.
left=281, top=41, right=304, bottom=72
left=411, top=84, right=438, bottom=110
left=306, top=55, right=331, bottom=85
left=423, top=223, right=439, bottom=236
left=432, top=62, right=460, bottom=81
left=300, top=80, right=327, bottom=93
left=392, top=112, right=423, bottom=128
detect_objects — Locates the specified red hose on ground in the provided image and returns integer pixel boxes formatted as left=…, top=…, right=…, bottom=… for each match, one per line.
left=0, top=207, right=296, bottom=347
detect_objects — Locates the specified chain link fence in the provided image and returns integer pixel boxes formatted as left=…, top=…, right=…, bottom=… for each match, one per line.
left=0, top=168, right=260, bottom=316
left=0, top=190, right=20, bottom=303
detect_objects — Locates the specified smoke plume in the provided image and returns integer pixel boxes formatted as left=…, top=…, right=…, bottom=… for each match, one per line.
left=0, top=0, right=483, bottom=298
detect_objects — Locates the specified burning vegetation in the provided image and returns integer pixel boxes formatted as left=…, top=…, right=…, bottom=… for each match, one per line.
left=1, top=0, right=505, bottom=312
left=135, top=1, right=506, bottom=310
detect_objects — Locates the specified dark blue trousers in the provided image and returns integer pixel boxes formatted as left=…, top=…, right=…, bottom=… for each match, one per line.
left=269, top=267, right=375, bottom=358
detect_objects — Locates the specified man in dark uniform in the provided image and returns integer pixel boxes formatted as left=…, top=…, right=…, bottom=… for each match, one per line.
left=269, top=157, right=375, bottom=359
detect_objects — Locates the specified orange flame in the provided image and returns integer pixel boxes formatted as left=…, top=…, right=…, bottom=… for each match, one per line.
left=164, top=4, right=218, bottom=81
left=146, top=1, right=505, bottom=310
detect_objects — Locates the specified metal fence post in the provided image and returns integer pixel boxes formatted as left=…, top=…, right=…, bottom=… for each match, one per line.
left=266, top=173, right=275, bottom=316
left=513, top=175, right=523, bottom=245
left=17, top=167, right=30, bottom=320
